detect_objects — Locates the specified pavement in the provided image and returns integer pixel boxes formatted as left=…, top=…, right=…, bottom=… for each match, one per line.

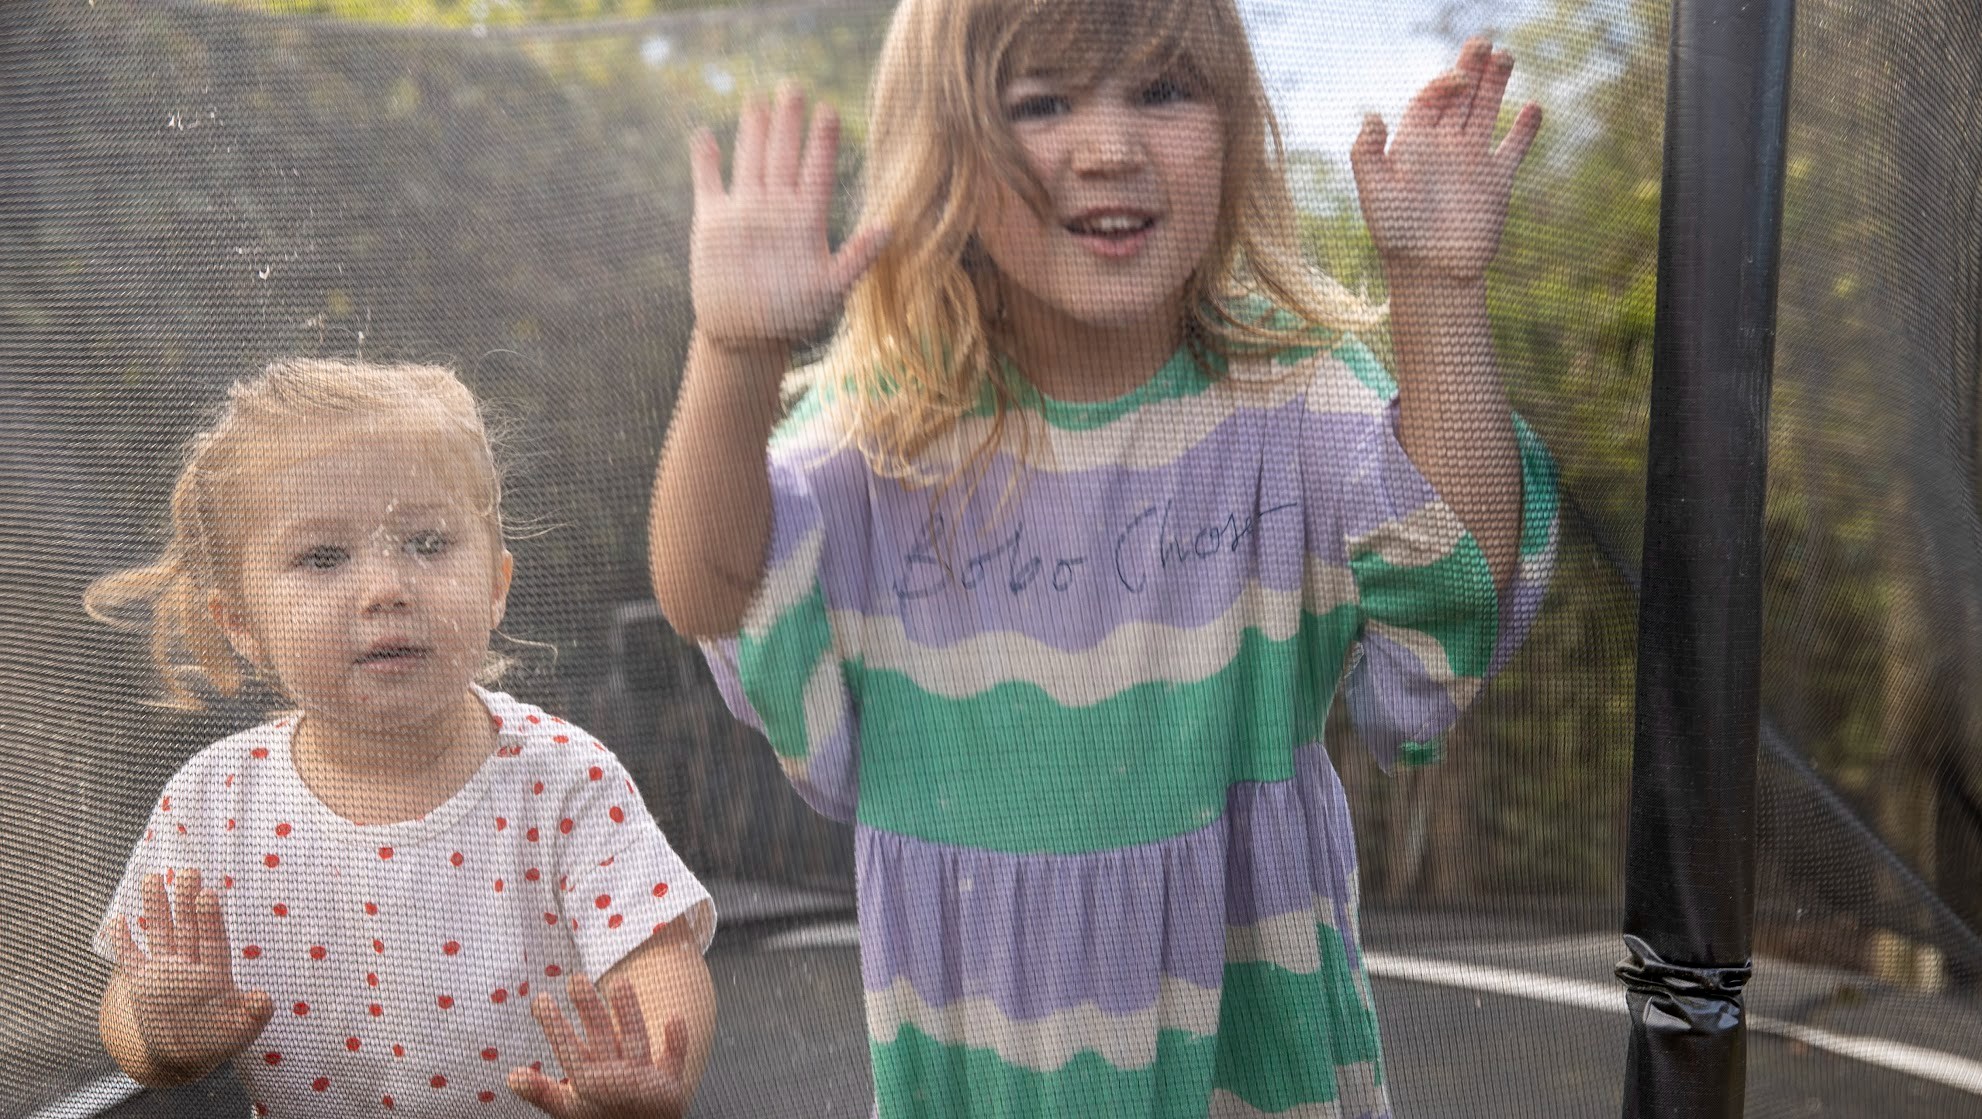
left=38, top=892, right=1982, bottom=1118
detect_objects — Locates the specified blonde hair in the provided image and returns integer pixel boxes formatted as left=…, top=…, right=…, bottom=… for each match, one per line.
left=84, top=358, right=506, bottom=710
left=814, top=0, right=1376, bottom=484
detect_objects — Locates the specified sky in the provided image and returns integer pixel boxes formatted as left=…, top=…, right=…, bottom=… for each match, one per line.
left=1241, top=0, right=1548, bottom=156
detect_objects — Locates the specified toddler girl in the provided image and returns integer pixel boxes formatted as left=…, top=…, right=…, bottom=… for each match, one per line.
left=92, top=358, right=716, bottom=1118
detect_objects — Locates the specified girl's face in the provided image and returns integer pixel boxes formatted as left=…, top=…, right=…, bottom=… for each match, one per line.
left=213, top=427, right=511, bottom=737
left=976, top=66, right=1224, bottom=344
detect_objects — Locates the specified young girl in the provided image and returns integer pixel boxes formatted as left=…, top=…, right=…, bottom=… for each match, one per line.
left=91, top=358, right=717, bottom=1118
left=652, top=0, right=1556, bottom=1114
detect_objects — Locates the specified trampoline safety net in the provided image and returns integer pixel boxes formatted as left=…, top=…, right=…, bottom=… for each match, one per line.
left=2, top=0, right=1980, bottom=1116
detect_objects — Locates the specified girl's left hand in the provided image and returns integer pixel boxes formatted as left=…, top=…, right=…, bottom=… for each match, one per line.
left=1350, top=37, right=1543, bottom=286
left=509, top=974, right=692, bottom=1119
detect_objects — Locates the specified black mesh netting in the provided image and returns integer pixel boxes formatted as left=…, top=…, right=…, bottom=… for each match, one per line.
left=3, top=0, right=1981, bottom=1116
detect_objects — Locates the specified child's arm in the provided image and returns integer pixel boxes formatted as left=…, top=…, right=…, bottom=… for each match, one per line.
left=650, top=84, right=888, bottom=639
left=1350, top=38, right=1543, bottom=592
left=508, top=912, right=716, bottom=1119
left=98, top=870, right=273, bottom=1088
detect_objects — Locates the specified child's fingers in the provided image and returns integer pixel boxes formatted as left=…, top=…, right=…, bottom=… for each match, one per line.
left=194, top=888, right=229, bottom=967
left=568, top=974, right=623, bottom=1062
left=826, top=225, right=892, bottom=293
left=1494, top=102, right=1544, bottom=173
left=172, top=870, right=201, bottom=963
left=140, top=874, right=177, bottom=960
left=688, top=128, right=726, bottom=201
left=1348, top=114, right=1389, bottom=195
left=732, top=98, right=770, bottom=196
left=661, top=1014, right=690, bottom=1081
left=1398, top=72, right=1470, bottom=140
left=507, top=1065, right=577, bottom=1117
left=531, top=993, right=592, bottom=1070
left=1467, top=50, right=1517, bottom=138
left=108, top=916, right=147, bottom=969
left=604, top=979, right=652, bottom=1067
left=226, top=987, right=274, bottom=1036
left=1456, top=36, right=1493, bottom=76
left=798, top=103, right=843, bottom=207
left=765, top=81, right=807, bottom=191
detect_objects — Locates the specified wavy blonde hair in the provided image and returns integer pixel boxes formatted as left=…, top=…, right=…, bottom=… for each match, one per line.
left=812, top=0, right=1375, bottom=484
left=84, top=358, right=508, bottom=710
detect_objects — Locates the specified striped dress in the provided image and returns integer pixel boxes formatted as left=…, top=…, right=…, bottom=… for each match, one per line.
left=702, top=336, right=1559, bottom=1118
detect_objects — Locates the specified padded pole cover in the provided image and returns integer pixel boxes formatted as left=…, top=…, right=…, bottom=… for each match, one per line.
left=1620, top=0, right=1797, bottom=1114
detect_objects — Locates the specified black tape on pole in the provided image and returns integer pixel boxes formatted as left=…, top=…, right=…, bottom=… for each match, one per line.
left=1620, top=0, right=1796, bottom=1115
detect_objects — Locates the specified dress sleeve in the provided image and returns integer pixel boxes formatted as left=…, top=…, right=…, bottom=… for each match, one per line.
left=555, top=749, right=717, bottom=977
left=697, top=405, right=864, bottom=824
left=92, top=774, right=210, bottom=964
left=1323, top=339, right=1560, bottom=772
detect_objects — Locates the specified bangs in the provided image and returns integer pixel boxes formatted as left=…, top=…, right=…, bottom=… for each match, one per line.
left=995, top=0, right=1241, bottom=100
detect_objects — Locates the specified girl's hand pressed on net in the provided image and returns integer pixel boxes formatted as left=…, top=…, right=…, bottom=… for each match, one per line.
left=688, top=81, right=890, bottom=351
left=510, top=974, right=693, bottom=1119
left=1350, top=37, right=1542, bottom=288
left=107, top=870, right=273, bottom=1077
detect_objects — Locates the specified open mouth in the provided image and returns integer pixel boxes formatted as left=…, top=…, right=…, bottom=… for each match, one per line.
left=357, top=644, right=430, bottom=665
left=1064, top=212, right=1157, bottom=240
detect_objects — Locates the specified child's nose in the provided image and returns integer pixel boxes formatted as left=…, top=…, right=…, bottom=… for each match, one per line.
left=360, top=554, right=415, bottom=614
left=1070, top=107, right=1144, bottom=175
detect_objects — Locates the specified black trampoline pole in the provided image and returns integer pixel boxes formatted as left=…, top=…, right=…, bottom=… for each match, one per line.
left=1618, top=0, right=1796, bottom=1115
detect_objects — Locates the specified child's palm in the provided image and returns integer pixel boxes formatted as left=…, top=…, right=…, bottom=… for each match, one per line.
left=1351, top=40, right=1542, bottom=284
left=111, top=871, right=272, bottom=1073
left=510, top=974, right=692, bottom=1119
left=689, top=84, right=889, bottom=347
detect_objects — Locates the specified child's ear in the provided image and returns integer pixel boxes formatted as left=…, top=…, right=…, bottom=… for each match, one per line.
left=209, top=594, right=263, bottom=668
left=490, top=550, right=514, bottom=629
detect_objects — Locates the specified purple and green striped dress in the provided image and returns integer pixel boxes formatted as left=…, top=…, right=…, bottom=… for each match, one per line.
left=703, top=336, right=1558, bottom=1118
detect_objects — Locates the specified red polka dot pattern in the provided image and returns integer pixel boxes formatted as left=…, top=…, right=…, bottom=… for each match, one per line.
left=117, top=696, right=703, bottom=1112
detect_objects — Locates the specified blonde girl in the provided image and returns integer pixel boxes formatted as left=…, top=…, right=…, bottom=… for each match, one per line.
left=651, top=0, right=1558, bottom=1115
left=92, top=359, right=716, bottom=1119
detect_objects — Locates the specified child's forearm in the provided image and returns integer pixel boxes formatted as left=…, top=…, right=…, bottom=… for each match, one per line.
left=1384, top=270, right=1522, bottom=591
left=649, top=330, right=790, bottom=639
left=99, top=974, right=223, bottom=1089
left=607, top=918, right=718, bottom=1097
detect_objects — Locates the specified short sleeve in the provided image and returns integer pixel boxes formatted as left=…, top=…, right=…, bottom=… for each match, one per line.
left=555, top=750, right=716, bottom=977
left=93, top=778, right=210, bottom=964
left=698, top=407, right=864, bottom=824
left=1329, top=341, right=1560, bottom=772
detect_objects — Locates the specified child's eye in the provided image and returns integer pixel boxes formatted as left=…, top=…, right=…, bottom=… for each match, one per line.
left=1006, top=93, right=1070, bottom=122
left=1140, top=77, right=1192, bottom=106
left=296, top=545, right=349, bottom=570
left=406, top=531, right=451, bottom=558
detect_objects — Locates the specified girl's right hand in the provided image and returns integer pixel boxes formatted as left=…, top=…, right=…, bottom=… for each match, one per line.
left=108, top=870, right=273, bottom=1077
left=688, top=82, right=890, bottom=350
